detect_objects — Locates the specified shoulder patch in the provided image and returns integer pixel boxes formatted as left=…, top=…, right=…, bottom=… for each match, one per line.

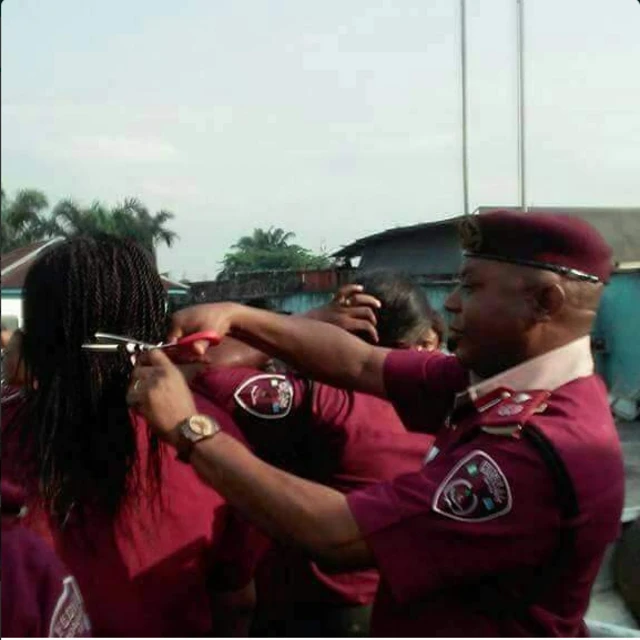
left=233, top=374, right=295, bottom=420
left=432, top=450, right=512, bottom=522
left=49, top=576, right=91, bottom=637
left=474, top=389, right=551, bottom=427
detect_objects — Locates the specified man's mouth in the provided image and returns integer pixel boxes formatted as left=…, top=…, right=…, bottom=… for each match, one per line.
left=446, top=327, right=462, bottom=353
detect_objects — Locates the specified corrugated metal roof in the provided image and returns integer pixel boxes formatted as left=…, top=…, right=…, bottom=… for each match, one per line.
left=333, top=207, right=640, bottom=265
left=1, top=238, right=63, bottom=275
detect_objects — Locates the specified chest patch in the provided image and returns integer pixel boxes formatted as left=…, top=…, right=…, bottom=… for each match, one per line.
left=432, top=450, right=512, bottom=522
left=233, top=374, right=294, bottom=420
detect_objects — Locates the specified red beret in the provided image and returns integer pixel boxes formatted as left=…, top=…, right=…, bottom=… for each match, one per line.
left=458, top=210, right=613, bottom=283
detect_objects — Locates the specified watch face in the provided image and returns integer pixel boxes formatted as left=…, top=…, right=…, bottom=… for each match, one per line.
left=189, top=415, right=215, bottom=436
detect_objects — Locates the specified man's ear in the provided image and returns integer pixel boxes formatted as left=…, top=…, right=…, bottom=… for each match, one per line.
left=532, top=283, right=566, bottom=321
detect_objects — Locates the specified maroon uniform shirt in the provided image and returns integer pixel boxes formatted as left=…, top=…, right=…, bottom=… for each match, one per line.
left=1, top=481, right=91, bottom=638
left=1, top=390, right=262, bottom=637
left=191, top=367, right=434, bottom=612
left=347, top=337, right=625, bottom=637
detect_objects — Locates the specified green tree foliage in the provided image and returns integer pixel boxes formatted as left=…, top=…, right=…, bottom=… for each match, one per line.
left=1, top=188, right=53, bottom=253
left=218, top=226, right=331, bottom=280
left=51, top=197, right=177, bottom=257
left=1, top=187, right=178, bottom=258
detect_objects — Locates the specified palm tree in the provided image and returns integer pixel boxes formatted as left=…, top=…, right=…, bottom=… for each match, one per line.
left=50, top=199, right=113, bottom=237
left=218, top=226, right=331, bottom=279
left=1, top=188, right=52, bottom=253
left=232, top=227, right=296, bottom=253
left=111, top=198, right=178, bottom=257
left=50, top=197, right=178, bottom=259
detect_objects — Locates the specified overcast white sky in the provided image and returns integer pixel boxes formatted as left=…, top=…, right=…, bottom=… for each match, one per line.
left=2, top=0, right=639, bottom=279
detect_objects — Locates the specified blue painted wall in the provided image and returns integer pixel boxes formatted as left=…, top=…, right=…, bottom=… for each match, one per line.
left=271, top=292, right=332, bottom=315
left=593, top=271, right=640, bottom=393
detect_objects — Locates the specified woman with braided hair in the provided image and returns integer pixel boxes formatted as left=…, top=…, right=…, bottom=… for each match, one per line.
left=1, top=235, right=262, bottom=637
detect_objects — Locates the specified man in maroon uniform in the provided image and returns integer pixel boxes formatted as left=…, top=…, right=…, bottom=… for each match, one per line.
left=129, top=210, right=625, bottom=637
left=190, top=271, right=436, bottom=636
left=1, top=480, right=92, bottom=637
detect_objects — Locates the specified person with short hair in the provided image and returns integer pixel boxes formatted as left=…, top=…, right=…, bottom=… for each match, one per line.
left=129, top=210, right=624, bottom=637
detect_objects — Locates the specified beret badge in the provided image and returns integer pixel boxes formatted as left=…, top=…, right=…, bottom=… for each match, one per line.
left=458, top=216, right=483, bottom=252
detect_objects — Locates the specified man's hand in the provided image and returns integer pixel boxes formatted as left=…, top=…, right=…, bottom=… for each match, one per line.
left=167, top=302, right=246, bottom=358
left=127, top=349, right=197, bottom=446
left=304, top=284, right=381, bottom=343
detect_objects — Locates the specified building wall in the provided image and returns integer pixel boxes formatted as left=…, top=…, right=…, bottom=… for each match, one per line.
left=272, top=292, right=332, bottom=315
left=1, top=291, right=23, bottom=328
left=594, top=271, right=640, bottom=394
left=359, top=226, right=462, bottom=275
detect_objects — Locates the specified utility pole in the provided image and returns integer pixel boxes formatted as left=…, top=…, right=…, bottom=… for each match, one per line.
left=459, top=0, right=470, bottom=215
left=516, top=0, right=527, bottom=211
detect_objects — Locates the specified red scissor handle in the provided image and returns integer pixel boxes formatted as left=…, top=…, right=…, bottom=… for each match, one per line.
left=177, top=330, right=222, bottom=347
left=158, top=330, right=221, bottom=364
left=171, top=330, right=222, bottom=349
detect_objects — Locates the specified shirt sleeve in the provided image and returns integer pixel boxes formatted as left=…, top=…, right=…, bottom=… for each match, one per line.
left=11, top=527, right=93, bottom=637
left=346, top=436, right=558, bottom=604
left=383, top=350, right=469, bottom=433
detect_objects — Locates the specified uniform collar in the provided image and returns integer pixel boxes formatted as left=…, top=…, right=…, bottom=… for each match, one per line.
left=464, top=335, right=594, bottom=403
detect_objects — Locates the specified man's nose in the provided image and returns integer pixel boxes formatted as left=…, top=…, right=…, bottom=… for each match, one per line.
left=444, top=287, right=461, bottom=314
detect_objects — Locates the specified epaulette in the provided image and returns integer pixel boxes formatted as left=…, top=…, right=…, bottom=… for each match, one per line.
left=473, top=386, right=551, bottom=437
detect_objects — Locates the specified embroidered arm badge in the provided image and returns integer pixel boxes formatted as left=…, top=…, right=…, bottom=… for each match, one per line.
left=432, top=450, right=512, bottom=522
left=233, top=374, right=295, bottom=420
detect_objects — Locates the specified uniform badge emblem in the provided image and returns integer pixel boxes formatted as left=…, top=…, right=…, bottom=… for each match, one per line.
left=432, top=450, right=512, bottom=522
left=458, top=216, right=483, bottom=251
left=49, top=576, right=91, bottom=638
left=233, top=374, right=294, bottom=420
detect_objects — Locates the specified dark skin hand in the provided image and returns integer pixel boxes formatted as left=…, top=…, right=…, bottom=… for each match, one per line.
left=166, top=302, right=390, bottom=397
left=198, top=284, right=382, bottom=370
left=127, top=349, right=374, bottom=570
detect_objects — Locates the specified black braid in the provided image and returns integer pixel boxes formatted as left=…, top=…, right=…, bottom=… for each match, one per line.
left=15, top=234, right=169, bottom=523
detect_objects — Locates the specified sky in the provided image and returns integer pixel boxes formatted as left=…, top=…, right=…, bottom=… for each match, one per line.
left=2, top=0, right=639, bottom=280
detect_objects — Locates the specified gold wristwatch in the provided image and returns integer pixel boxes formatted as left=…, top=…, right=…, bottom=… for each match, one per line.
left=174, top=414, right=221, bottom=462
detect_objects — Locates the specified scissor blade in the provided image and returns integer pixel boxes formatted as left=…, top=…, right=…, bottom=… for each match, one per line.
left=81, top=343, right=121, bottom=352
left=94, top=332, right=142, bottom=345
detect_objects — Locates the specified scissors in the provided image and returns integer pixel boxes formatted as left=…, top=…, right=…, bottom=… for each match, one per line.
left=81, top=330, right=221, bottom=357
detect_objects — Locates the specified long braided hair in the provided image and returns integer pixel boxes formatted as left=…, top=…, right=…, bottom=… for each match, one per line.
left=15, top=234, right=168, bottom=522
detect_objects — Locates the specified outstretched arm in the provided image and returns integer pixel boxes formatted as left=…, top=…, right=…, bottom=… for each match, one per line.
left=170, top=302, right=390, bottom=398
left=128, top=349, right=374, bottom=570
left=192, top=284, right=383, bottom=375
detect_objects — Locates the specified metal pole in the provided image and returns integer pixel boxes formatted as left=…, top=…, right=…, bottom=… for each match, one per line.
left=460, top=0, right=470, bottom=215
left=516, top=0, right=527, bottom=211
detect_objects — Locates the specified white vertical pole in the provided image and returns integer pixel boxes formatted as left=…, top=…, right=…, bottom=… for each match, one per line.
left=516, top=0, right=527, bottom=211
left=460, top=0, right=470, bottom=215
